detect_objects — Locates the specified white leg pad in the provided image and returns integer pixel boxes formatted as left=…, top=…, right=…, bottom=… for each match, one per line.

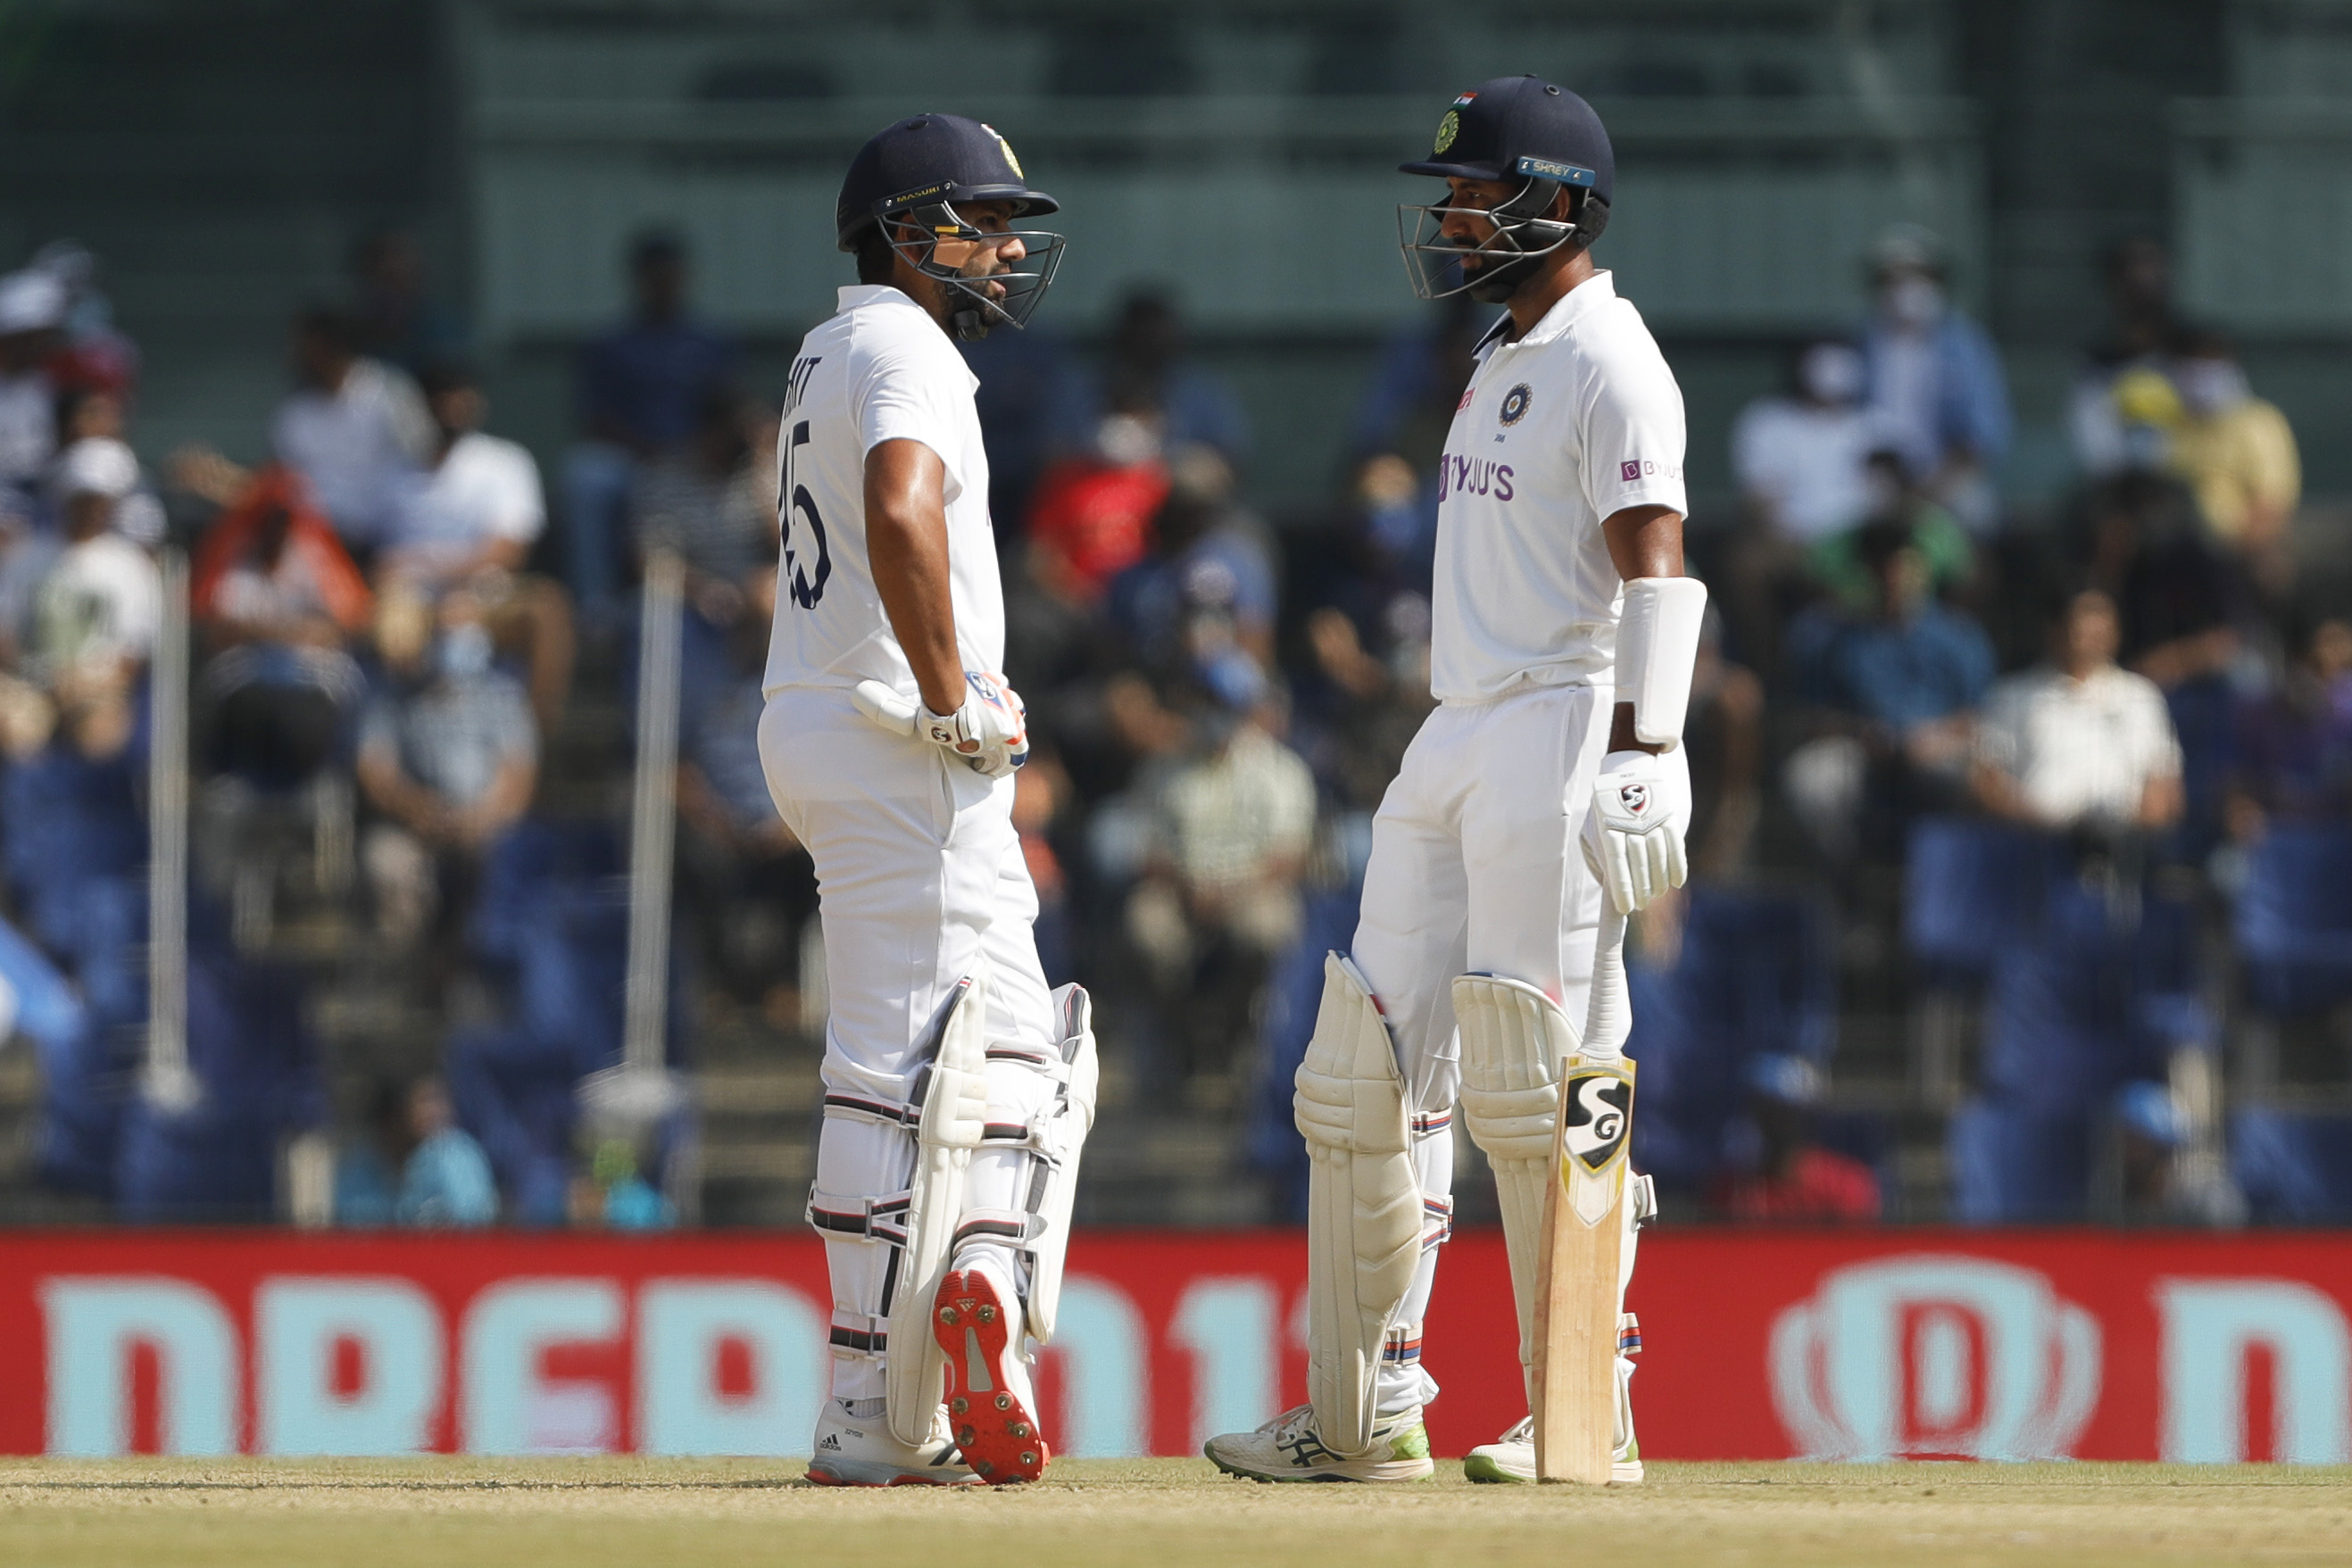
left=1452, top=973, right=1575, bottom=1387
left=1293, top=951, right=1420, bottom=1457
left=992, top=982, right=1098, bottom=1346
left=883, top=975, right=992, bottom=1445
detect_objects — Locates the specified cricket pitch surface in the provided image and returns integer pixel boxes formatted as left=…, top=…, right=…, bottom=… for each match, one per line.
left=3, top=1457, right=2347, bottom=1567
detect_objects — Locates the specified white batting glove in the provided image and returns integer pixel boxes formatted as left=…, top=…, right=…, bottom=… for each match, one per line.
left=1582, top=748, right=1691, bottom=915
left=852, top=672, right=1029, bottom=779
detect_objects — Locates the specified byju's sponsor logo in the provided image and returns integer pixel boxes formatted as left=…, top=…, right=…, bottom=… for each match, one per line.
left=1769, top=1256, right=2101, bottom=1460
left=1435, top=455, right=1514, bottom=503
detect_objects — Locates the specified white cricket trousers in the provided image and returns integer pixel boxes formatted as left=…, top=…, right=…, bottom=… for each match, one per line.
left=760, top=686, right=1056, bottom=1404
left=1350, top=682, right=1614, bottom=1416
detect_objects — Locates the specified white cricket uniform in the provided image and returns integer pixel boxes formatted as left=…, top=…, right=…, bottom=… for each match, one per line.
left=1354, top=270, right=1686, bottom=1415
left=758, top=284, right=1055, bottom=1405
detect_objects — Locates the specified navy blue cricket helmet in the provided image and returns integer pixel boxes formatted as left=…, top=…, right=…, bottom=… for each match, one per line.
left=1397, top=76, right=1614, bottom=303
left=835, top=114, right=1066, bottom=339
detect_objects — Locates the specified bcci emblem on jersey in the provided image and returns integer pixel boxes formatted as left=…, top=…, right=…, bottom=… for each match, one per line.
left=1500, top=383, right=1533, bottom=426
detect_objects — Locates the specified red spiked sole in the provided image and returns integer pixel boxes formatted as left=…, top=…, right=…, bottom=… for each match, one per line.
left=931, top=1268, right=1049, bottom=1485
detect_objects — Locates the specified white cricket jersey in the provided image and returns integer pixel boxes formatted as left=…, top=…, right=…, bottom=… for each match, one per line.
left=763, top=285, right=1002, bottom=699
left=1429, top=270, right=1687, bottom=703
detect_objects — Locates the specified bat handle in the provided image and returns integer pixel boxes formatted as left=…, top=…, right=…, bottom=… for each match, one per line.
left=1583, top=902, right=1631, bottom=1062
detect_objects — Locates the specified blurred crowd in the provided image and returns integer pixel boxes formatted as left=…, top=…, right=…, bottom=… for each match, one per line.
left=0, top=214, right=2343, bottom=1229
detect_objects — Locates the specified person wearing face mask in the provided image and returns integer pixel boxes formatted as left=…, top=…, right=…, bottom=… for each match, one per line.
left=1724, top=338, right=1886, bottom=675
left=2163, top=331, right=2299, bottom=555
left=1858, top=226, right=2012, bottom=535
left=355, top=593, right=538, bottom=955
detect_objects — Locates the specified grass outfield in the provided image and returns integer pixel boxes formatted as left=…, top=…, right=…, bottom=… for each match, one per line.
left=3, top=1458, right=2349, bottom=1567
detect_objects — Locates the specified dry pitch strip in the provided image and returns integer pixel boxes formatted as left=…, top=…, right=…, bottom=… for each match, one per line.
left=1, top=1458, right=2347, bottom=1567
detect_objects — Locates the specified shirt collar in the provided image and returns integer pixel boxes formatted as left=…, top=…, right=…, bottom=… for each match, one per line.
left=835, top=286, right=978, bottom=389
left=1478, top=270, right=1622, bottom=359
left=838, top=284, right=925, bottom=314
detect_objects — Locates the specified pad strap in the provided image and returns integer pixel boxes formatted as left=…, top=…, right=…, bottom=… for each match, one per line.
left=830, top=1309, right=889, bottom=1355
left=807, top=1185, right=913, bottom=1248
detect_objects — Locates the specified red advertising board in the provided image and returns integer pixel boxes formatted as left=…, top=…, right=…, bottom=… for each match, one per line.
left=6, top=1227, right=2350, bottom=1464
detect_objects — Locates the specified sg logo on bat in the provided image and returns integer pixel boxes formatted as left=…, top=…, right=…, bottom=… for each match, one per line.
left=1558, top=1056, right=1635, bottom=1228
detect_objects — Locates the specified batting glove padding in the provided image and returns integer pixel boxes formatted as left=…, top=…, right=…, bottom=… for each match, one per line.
left=1583, top=747, right=1691, bottom=915
left=852, top=671, right=1030, bottom=778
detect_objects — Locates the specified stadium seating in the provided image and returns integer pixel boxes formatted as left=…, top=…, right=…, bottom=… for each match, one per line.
left=448, top=819, right=686, bottom=1224
left=1902, top=817, right=2049, bottom=981
left=1626, top=886, right=1840, bottom=1194
left=2233, top=823, right=2352, bottom=1016
left=2231, top=1108, right=2352, bottom=1224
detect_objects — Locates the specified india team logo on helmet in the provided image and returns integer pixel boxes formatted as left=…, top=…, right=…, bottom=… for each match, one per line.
left=982, top=123, right=1024, bottom=178
left=1434, top=110, right=1460, bottom=153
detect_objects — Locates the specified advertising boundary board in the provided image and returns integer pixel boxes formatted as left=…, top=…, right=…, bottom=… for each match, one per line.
left=7, top=1228, right=2352, bottom=1463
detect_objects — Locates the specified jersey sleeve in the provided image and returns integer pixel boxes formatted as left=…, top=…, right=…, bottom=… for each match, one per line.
left=1578, top=335, right=1689, bottom=523
left=852, top=335, right=968, bottom=501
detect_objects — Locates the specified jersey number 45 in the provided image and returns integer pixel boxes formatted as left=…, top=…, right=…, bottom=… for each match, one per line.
left=782, top=418, right=831, bottom=610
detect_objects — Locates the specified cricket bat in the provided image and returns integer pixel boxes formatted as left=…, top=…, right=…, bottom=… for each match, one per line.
left=1529, top=902, right=1637, bottom=1484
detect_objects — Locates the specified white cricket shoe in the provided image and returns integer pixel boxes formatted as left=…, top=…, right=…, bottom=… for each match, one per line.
left=1462, top=1415, right=1643, bottom=1484
left=1204, top=1404, right=1434, bottom=1483
left=806, top=1398, right=980, bottom=1487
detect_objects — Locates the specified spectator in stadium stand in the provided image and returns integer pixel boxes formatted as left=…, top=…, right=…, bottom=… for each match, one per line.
left=1783, top=518, right=1993, bottom=863
left=31, top=438, right=159, bottom=679
left=1023, top=400, right=1170, bottom=602
left=348, top=226, right=467, bottom=377
left=381, top=359, right=574, bottom=728
left=1857, top=224, right=2011, bottom=535
left=2071, top=470, right=2241, bottom=692
left=1051, top=289, right=1249, bottom=465
left=1287, top=454, right=1438, bottom=829
left=1709, top=1052, right=1881, bottom=1223
left=50, top=393, right=163, bottom=545
left=627, top=384, right=780, bottom=612
left=2071, top=236, right=2186, bottom=479
left=393, top=1074, right=499, bottom=1226
left=1126, top=659, right=1316, bottom=1093
left=573, top=1134, right=675, bottom=1231
left=1803, top=448, right=1975, bottom=616
left=1734, top=340, right=1881, bottom=551
left=270, top=306, right=434, bottom=562
left=29, top=241, right=139, bottom=402
left=1972, top=588, right=2185, bottom=836
left=2224, top=615, right=2352, bottom=843
left=561, top=229, right=737, bottom=625
left=191, top=468, right=372, bottom=791
left=335, top=1075, right=499, bottom=1228
left=1106, top=444, right=1277, bottom=676
left=0, top=269, right=65, bottom=514
left=2158, top=332, right=2299, bottom=568
left=355, top=589, right=538, bottom=957
left=2105, top=1079, right=2242, bottom=1227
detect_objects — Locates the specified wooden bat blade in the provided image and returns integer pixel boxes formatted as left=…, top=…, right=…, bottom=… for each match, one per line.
left=1531, top=1049, right=1636, bottom=1484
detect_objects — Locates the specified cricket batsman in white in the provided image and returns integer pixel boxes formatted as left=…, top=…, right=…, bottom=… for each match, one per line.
left=759, top=113, right=1096, bottom=1487
left=1207, top=76, right=1705, bottom=1483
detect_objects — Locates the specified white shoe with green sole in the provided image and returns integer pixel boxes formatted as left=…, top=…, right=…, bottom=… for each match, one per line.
left=1205, top=1404, right=1434, bottom=1483
left=1462, top=1415, right=1644, bottom=1484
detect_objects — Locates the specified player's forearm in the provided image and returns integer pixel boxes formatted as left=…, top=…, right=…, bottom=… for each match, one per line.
left=864, top=438, right=964, bottom=714
left=1602, top=504, right=1686, bottom=754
